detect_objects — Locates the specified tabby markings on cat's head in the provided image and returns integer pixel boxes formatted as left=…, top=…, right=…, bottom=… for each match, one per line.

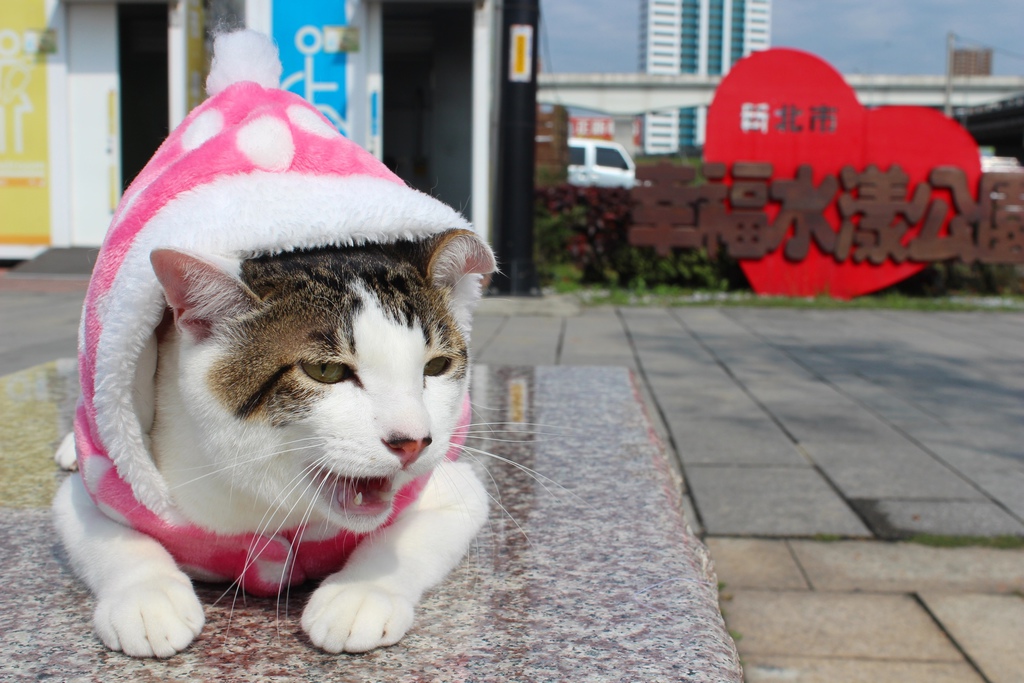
left=150, top=229, right=494, bottom=531
left=210, top=240, right=470, bottom=426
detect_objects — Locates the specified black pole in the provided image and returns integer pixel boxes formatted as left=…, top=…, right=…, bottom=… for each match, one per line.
left=491, top=0, right=540, bottom=295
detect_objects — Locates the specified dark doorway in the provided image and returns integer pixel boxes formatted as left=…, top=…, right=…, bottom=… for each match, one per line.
left=382, top=4, right=473, bottom=216
left=118, top=4, right=169, bottom=188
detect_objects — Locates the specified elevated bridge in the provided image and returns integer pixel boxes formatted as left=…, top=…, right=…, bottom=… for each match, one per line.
left=958, top=95, right=1024, bottom=160
left=537, top=72, right=1024, bottom=115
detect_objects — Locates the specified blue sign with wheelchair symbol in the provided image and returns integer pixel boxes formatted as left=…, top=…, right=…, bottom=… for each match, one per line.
left=273, top=1, right=349, bottom=136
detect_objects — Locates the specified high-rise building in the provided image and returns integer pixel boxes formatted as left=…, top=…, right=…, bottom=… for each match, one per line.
left=639, top=0, right=771, bottom=155
left=952, top=48, right=992, bottom=76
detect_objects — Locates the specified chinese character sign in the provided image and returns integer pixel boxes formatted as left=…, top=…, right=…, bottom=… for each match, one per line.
left=700, top=48, right=984, bottom=298
left=571, top=116, right=615, bottom=140
left=630, top=162, right=1021, bottom=285
left=739, top=103, right=769, bottom=133
left=741, top=102, right=840, bottom=135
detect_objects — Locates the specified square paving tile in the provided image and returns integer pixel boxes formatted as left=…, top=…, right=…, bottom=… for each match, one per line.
left=705, top=538, right=809, bottom=591
left=743, top=656, right=983, bottom=683
left=789, top=541, right=1024, bottom=593
left=722, top=591, right=962, bottom=661
left=669, top=415, right=808, bottom=467
left=854, top=499, right=1024, bottom=538
left=920, top=593, right=1024, bottom=683
left=919, top=435, right=1024, bottom=520
left=799, top=439, right=984, bottom=500
left=687, top=466, right=870, bottom=537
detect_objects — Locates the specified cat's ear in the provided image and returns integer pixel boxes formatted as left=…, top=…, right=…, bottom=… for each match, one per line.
left=150, top=248, right=258, bottom=341
left=424, top=229, right=496, bottom=289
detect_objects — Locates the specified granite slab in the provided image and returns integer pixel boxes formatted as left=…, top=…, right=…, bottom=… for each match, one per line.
left=0, top=362, right=741, bottom=682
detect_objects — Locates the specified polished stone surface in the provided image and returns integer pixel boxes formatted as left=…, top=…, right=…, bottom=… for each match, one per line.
left=0, top=360, right=77, bottom=509
left=0, top=362, right=741, bottom=681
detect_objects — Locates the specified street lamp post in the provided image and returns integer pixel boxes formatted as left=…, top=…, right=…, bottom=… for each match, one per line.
left=491, top=0, right=540, bottom=295
left=944, top=31, right=955, bottom=117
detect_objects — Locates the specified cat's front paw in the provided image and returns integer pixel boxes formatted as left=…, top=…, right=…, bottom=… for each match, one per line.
left=54, top=432, right=77, bottom=470
left=93, top=576, right=204, bottom=658
left=302, top=583, right=414, bottom=654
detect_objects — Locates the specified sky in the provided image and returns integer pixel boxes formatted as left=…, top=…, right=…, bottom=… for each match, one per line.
left=539, top=0, right=1024, bottom=76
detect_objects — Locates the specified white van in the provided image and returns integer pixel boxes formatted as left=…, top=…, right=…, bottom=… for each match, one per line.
left=567, top=137, right=636, bottom=189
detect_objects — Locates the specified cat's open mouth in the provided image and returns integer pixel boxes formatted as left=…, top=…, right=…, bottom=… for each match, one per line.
left=314, top=469, right=396, bottom=517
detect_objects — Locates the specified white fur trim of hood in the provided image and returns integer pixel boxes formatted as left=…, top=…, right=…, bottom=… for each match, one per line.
left=93, top=172, right=474, bottom=516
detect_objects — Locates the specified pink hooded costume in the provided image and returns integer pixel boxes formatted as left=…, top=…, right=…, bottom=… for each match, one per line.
left=73, top=31, right=478, bottom=597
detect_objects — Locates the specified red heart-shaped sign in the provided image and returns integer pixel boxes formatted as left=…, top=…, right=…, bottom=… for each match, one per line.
left=704, top=48, right=981, bottom=298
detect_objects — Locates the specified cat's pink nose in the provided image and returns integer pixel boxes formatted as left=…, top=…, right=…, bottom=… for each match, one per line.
left=384, top=435, right=432, bottom=468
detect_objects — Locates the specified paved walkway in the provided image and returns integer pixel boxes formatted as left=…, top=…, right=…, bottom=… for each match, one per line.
left=2, top=273, right=1022, bottom=682
left=472, top=301, right=1024, bottom=541
left=471, top=298, right=1024, bottom=683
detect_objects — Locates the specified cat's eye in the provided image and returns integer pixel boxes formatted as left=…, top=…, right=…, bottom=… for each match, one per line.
left=301, top=362, right=354, bottom=384
left=424, top=357, right=451, bottom=377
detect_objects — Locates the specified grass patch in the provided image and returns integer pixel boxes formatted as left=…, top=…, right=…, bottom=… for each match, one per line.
left=907, top=534, right=1024, bottom=550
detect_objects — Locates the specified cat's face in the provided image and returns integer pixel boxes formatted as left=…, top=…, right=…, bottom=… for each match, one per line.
left=151, top=231, right=493, bottom=534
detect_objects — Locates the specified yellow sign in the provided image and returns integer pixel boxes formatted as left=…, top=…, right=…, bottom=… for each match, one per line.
left=509, top=24, right=533, bottom=83
left=0, top=1, right=50, bottom=245
left=323, top=26, right=360, bottom=53
left=186, top=0, right=206, bottom=112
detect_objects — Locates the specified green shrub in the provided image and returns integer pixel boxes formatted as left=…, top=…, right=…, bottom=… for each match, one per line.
left=534, top=184, right=746, bottom=291
left=888, top=262, right=1023, bottom=297
left=534, top=182, right=1022, bottom=297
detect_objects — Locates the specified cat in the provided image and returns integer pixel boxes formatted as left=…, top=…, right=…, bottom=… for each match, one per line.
left=52, top=228, right=495, bottom=658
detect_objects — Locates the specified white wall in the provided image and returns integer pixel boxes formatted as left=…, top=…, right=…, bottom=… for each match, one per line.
left=471, top=0, right=493, bottom=242
left=67, top=2, right=120, bottom=246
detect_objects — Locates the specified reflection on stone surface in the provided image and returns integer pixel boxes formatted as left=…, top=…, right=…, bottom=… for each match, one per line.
left=0, top=362, right=741, bottom=681
left=0, top=359, right=78, bottom=508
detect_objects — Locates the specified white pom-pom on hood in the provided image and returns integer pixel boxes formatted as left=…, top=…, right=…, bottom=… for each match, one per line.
left=205, top=30, right=283, bottom=96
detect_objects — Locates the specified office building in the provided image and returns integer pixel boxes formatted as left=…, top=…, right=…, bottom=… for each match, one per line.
left=952, top=48, right=993, bottom=76
left=639, top=0, right=771, bottom=154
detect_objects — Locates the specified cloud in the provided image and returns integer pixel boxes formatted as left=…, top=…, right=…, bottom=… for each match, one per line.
left=540, top=0, right=639, bottom=73
left=772, top=0, right=1024, bottom=75
left=541, top=0, right=1024, bottom=76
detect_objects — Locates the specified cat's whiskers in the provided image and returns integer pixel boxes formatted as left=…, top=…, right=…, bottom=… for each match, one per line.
left=224, top=438, right=332, bottom=516
left=219, top=461, right=337, bottom=637
left=216, top=426, right=578, bottom=626
left=271, top=461, right=338, bottom=634
left=457, top=432, right=567, bottom=445
left=432, top=456, right=496, bottom=528
left=447, top=450, right=533, bottom=546
left=428, top=456, right=493, bottom=579
left=161, top=436, right=328, bottom=492
left=214, top=454, right=335, bottom=610
left=165, top=439, right=327, bottom=544
left=457, top=419, right=583, bottom=441
left=456, top=442, right=590, bottom=509
left=245, top=456, right=333, bottom=556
